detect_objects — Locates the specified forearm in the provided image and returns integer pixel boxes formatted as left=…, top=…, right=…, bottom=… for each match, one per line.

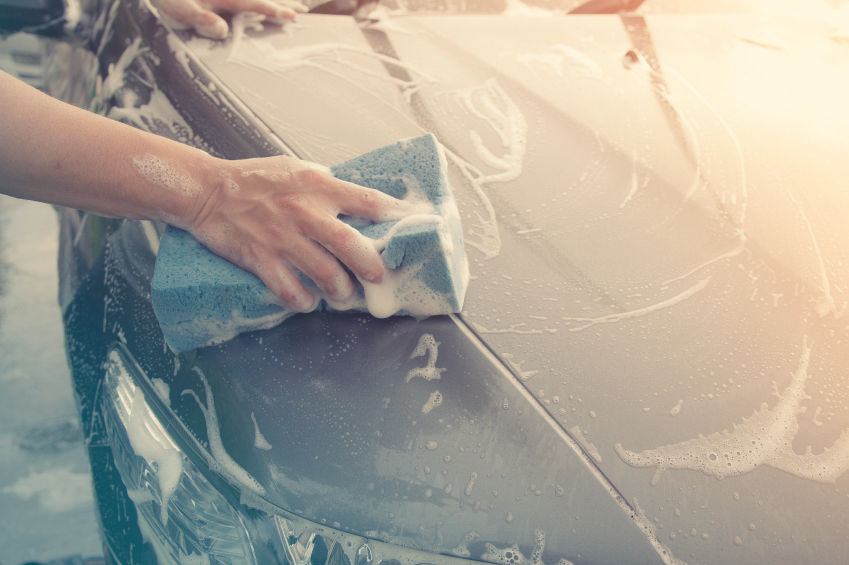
left=0, top=70, right=214, bottom=227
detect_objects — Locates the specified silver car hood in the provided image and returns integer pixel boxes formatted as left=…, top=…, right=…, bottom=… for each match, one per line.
left=168, top=9, right=849, bottom=565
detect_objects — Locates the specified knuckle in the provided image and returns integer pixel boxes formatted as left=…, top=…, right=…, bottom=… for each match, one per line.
left=329, top=223, right=356, bottom=250
left=279, top=194, right=311, bottom=215
left=296, top=167, right=327, bottom=187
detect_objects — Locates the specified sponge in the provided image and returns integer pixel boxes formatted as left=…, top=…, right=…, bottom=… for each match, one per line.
left=151, top=134, right=469, bottom=353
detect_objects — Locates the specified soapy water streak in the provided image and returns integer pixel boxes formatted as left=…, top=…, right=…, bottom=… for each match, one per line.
left=658, top=68, right=749, bottom=286
left=501, top=353, right=539, bottom=381
left=562, top=277, right=710, bottom=332
left=516, top=44, right=602, bottom=79
left=472, top=322, right=542, bottom=335
left=616, top=338, right=849, bottom=485
left=406, top=333, right=446, bottom=382
left=124, top=385, right=182, bottom=525
left=440, top=78, right=528, bottom=259
left=227, top=35, right=437, bottom=103
left=785, top=188, right=846, bottom=319
left=182, top=368, right=267, bottom=496
left=570, top=425, right=602, bottom=463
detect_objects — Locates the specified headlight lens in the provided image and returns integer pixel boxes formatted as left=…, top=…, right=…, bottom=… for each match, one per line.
left=103, top=345, right=483, bottom=565
left=104, top=347, right=258, bottom=565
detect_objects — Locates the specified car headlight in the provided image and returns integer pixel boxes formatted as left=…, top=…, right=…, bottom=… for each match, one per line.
left=103, top=344, right=482, bottom=565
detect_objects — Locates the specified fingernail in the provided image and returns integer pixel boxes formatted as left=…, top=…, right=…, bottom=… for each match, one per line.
left=365, top=269, right=383, bottom=285
left=288, top=292, right=317, bottom=313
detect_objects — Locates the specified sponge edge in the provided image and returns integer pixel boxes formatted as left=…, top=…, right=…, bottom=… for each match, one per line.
left=151, top=134, right=469, bottom=353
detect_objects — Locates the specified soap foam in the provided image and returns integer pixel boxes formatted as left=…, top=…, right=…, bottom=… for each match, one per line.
left=251, top=411, right=272, bottom=450
left=125, top=385, right=183, bottom=524
left=421, top=390, right=443, bottom=415
left=406, top=333, right=446, bottom=382
left=132, top=154, right=202, bottom=198
left=616, top=338, right=849, bottom=485
left=182, top=368, right=266, bottom=496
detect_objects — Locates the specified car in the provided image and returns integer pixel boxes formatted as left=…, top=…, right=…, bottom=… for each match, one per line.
left=5, top=0, right=849, bottom=563
left=0, top=30, right=48, bottom=90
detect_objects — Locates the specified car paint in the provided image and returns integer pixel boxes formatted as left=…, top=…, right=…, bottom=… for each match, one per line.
left=45, top=1, right=849, bottom=564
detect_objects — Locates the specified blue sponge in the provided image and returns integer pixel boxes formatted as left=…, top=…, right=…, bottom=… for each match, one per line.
left=151, top=134, right=469, bottom=353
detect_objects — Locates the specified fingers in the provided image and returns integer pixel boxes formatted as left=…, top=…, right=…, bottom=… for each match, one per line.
left=214, top=0, right=300, bottom=23
left=298, top=207, right=386, bottom=285
left=155, top=0, right=228, bottom=38
left=156, top=0, right=307, bottom=39
left=256, top=261, right=320, bottom=313
left=281, top=234, right=358, bottom=300
left=326, top=177, right=434, bottom=222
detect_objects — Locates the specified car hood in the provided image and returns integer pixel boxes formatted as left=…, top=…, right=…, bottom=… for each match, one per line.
left=147, top=9, right=849, bottom=565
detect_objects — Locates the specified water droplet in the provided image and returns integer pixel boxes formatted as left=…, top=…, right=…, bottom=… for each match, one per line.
left=505, top=511, right=513, bottom=523
left=426, top=441, right=438, bottom=451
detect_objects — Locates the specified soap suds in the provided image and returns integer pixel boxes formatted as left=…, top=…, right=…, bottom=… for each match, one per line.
left=570, top=426, right=602, bottom=463
left=182, top=368, right=266, bottom=495
left=406, top=333, right=446, bottom=382
left=421, top=390, right=443, bottom=415
left=669, top=399, right=683, bottom=417
left=563, top=277, right=710, bottom=332
left=132, top=154, right=202, bottom=198
left=151, top=378, right=171, bottom=407
left=125, top=385, right=183, bottom=524
left=501, top=353, right=539, bottom=381
left=251, top=412, right=272, bottom=450
left=440, top=78, right=527, bottom=259
left=617, top=338, right=849, bottom=485
left=786, top=187, right=846, bottom=319
left=472, top=322, right=542, bottom=335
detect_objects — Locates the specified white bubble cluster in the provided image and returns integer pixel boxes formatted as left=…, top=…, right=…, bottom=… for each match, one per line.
left=422, top=390, right=443, bottom=415
left=617, top=338, right=849, bottom=485
left=132, top=154, right=201, bottom=198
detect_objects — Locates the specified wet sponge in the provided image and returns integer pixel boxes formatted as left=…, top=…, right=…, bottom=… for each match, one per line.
left=151, top=134, right=469, bottom=353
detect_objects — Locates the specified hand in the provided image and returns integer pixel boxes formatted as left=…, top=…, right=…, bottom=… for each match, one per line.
left=153, top=0, right=308, bottom=39
left=187, top=155, right=416, bottom=312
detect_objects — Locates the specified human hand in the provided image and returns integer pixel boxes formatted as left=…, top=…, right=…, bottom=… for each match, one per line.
left=186, top=155, right=419, bottom=312
left=153, top=0, right=308, bottom=39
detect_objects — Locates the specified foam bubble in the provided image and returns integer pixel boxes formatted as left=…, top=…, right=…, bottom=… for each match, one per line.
left=464, top=472, right=477, bottom=496
left=251, top=412, right=272, bottom=450
left=182, top=368, right=266, bottom=496
left=422, top=390, right=443, bottom=415
left=406, top=334, right=445, bottom=382
left=425, top=441, right=438, bottom=451
left=132, top=154, right=202, bottom=198
left=616, top=338, right=849, bottom=485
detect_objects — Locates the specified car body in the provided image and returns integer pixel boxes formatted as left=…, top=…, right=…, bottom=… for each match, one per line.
left=24, top=0, right=849, bottom=564
left=0, top=30, right=48, bottom=89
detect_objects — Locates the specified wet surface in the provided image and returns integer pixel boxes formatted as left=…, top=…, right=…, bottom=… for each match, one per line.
left=0, top=196, right=101, bottom=564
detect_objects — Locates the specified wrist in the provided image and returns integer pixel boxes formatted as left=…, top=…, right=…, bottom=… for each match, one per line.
left=133, top=147, right=225, bottom=231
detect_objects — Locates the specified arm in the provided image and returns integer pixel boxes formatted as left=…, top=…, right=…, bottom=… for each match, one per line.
left=0, top=71, right=411, bottom=311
